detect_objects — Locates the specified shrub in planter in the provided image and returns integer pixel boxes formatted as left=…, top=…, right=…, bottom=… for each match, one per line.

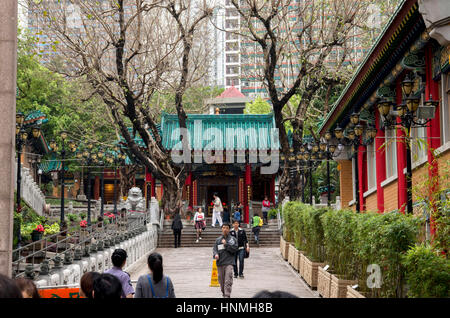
left=402, top=244, right=450, bottom=298
left=302, top=254, right=325, bottom=288
left=321, top=209, right=358, bottom=279
left=353, top=211, right=421, bottom=298
left=318, top=266, right=332, bottom=298
left=330, top=274, right=357, bottom=298
left=346, top=286, right=366, bottom=298
left=268, top=208, right=278, bottom=220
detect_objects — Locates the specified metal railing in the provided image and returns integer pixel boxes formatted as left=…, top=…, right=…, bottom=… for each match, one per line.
left=12, top=211, right=151, bottom=279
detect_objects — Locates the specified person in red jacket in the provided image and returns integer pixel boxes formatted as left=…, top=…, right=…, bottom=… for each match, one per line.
left=262, top=196, right=271, bottom=225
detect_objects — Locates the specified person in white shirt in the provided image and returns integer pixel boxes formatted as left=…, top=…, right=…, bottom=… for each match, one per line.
left=212, top=193, right=223, bottom=227
left=193, top=207, right=205, bottom=243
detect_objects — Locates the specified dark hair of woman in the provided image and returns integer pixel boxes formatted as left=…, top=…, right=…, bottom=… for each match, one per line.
left=14, top=277, right=40, bottom=298
left=0, top=274, right=23, bottom=298
left=80, top=272, right=101, bottom=299
left=148, top=253, right=163, bottom=284
left=92, top=274, right=122, bottom=299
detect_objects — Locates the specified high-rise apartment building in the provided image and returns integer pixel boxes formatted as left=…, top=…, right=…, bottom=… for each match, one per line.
left=210, top=0, right=400, bottom=99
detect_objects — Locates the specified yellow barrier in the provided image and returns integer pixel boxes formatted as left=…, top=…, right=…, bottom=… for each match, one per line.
left=210, top=259, right=220, bottom=287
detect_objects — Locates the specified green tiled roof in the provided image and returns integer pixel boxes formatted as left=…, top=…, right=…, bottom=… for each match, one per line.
left=123, top=113, right=280, bottom=151
left=161, top=113, right=280, bottom=151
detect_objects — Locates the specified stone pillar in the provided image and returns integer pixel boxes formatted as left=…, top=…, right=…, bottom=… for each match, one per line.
left=0, top=0, right=17, bottom=277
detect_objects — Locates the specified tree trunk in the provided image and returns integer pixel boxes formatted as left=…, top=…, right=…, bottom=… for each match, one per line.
left=160, top=176, right=183, bottom=217
left=120, top=165, right=139, bottom=197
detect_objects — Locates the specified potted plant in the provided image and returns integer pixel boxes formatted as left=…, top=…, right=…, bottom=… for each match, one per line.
left=346, top=285, right=366, bottom=298
left=31, top=224, right=45, bottom=242
left=330, top=274, right=358, bottom=298
left=318, top=265, right=333, bottom=298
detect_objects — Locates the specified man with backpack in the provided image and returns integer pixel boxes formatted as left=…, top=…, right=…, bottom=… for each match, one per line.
left=252, top=214, right=263, bottom=245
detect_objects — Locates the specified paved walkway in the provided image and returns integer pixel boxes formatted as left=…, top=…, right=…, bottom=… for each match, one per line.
left=128, top=247, right=318, bottom=298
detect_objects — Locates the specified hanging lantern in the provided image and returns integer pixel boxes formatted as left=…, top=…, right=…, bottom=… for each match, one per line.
left=406, top=96, right=420, bottom=113
left=350, top=112, right=360, bottom=125
left=377, top=99, right=392, bottom=117
left=396, top=103, right=407, bottom=117
left=354, top=124, right=364, bottom=137
left=303, top=152, right=310, bottom=161
left=329, top=144, right=336, bottom=154
left=334, top=126, right=343, bottom=139
left=347, top=129, right=356, bottom=140
left=401, top=74, right=414, bottom=96
left=312, top=144, right=319, bottom=153
left=32, top=126, right=41, bottom=138
left=16, top=112, right=25, bottom=125
left=368, top=126, right=377, bottom=139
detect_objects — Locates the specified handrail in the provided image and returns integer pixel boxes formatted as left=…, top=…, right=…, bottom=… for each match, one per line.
left=12, top=211, right=151, bottom=278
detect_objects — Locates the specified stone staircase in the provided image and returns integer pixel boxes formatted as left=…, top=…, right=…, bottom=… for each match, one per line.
left=158, top=217, right=281, bottom=248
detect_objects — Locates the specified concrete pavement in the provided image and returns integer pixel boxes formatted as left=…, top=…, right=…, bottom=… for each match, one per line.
left=128, top=247, right=318, bottom=298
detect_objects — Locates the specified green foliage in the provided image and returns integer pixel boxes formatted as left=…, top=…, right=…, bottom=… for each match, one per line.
left=44, top=223, right=60, bottom=236
left=321, top=209, right=357, bottom=277
left=79, top=212, right=87, bottom=220
left=268, top=208, right=278, bottom=219
left=283, top=203, right=423, bottom=297
left=17, top=30, right=116, bottom=172
left=66, top=213, right=78, bottom=222
left=402, top=244, right=450, bottom=298
left=353, top=212, right=421, bottom=297
left=283, top=202, right=327, bottom=261
left=244, top=96, right=272, bottom=114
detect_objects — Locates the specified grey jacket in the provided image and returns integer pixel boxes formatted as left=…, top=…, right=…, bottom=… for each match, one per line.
left=134, top=274, right=175, bottom=298
left=213, top=234, right=238, bottom=266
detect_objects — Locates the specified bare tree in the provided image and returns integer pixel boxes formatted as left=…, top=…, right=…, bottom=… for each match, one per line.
left=216, top=0, right=375, bottom=200
left=28, top=0, right=213, bottom=214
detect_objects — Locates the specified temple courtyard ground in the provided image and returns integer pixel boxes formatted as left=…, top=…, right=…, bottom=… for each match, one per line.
left=128, top=247, right=318, bottom=298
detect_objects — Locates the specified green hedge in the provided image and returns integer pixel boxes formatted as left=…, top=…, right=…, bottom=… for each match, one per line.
left=282, top=203, right=443, bottom=298
left=402, top=244, right=450, bottom=298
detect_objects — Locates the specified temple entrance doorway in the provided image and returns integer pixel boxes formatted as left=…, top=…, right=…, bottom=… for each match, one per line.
left=207, top=186, right=228, bottom=216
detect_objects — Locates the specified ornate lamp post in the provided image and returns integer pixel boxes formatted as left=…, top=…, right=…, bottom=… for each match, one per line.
left=106, top=148, right=126, bottom=215
left=49, top=132, right=76, bottom=224
left=332, top=114, right=377, bottom=212
left=81, top=144, right=96, bottom=226
left=377, top=72, right=437, bottom=214
left=15, top=112, right=42, bottom=247
left=97, top=148, right=105, bottom=217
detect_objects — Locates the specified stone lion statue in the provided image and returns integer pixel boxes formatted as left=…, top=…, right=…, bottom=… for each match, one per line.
left=125, top=187, right=145, bottom=211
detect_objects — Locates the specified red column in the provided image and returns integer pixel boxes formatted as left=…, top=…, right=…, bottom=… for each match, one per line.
left=151, top=175, right=156, bottom=197
left=94, top=176, right=100, bottom=200
left=396, top=78, right=407, bottom=213
left=244, top=163, right=252, bottom=224
left=425, top=44, right=441, bottom=237
left=375, top=111, right=386, bottom=213
left=358, top=139, right=367, bottom=211
left=185, top=172, right=193, bottom=209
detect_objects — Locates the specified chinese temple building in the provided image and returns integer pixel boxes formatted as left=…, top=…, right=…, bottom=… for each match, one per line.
left=138, top=112, right=280, bottom=224
left=319, top=0, right=450, bottom=236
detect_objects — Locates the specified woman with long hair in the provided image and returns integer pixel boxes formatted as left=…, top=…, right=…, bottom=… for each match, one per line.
left=135, top=253, right=175, bottom=298
left=193, top=207, right=205, bottom=243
